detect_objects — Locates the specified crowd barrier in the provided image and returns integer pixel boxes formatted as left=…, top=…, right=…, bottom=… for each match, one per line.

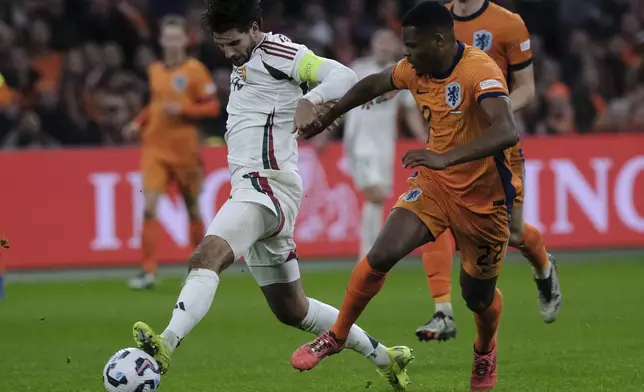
left=1, top=134, right=643, bottom=270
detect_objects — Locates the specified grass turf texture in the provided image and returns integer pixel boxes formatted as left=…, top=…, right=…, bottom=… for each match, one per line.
left=1, top=256, right=643, bottom=391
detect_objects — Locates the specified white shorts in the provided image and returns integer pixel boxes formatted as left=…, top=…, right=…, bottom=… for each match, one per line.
left=206, top=168, right=302, bottom=286
left=346, top=153, right=394, bottom=194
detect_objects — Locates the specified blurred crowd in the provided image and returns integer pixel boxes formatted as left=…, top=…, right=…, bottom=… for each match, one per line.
left=1, top=0, right=643, bottom=150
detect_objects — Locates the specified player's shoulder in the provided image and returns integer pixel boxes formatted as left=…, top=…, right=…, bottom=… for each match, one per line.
left=148, top=61, right=164, bottom=73
left=256, top=32, right=306, bottom=63
left=183, top=57, right=209, bottom=71
left=462, top=45, right=498, bottom=66
left=458, top=46, right=503, bottom=79
left=488, top=2, right=527, bottom=27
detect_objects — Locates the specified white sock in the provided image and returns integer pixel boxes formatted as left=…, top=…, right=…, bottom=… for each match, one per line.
left=161, top=268, right=219, bottom=352
left=298, top=298, right=392, bottom=368
left=360, top=202, right=383, bottom=257
left=435, top=302, right=453, bottom=316
left=534, top=260, right=552, bottom=280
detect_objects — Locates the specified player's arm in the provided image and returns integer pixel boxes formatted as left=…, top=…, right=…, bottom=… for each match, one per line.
left=400, top=92, right=427, bottom=142
left=440, top=97, right=518, bottom=167
left=507, top=16, right=535, bottom=112
left=295, top=51, right=359, bottom=105
left=181, top=62, right=221, bottom=118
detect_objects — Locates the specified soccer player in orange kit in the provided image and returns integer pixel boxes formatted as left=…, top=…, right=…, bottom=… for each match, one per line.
left=124, top=16, right=220, bottom=289
left=290, top=2, right=520, bottom=389
left=416, top=0, right=562, bottom=341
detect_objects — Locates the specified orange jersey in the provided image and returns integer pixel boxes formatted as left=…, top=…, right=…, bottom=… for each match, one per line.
left=447, top=0, right=532, bottom=81
left=392, top=43, right=517, bottom=214
left=139, top=58, right=219, bottom=164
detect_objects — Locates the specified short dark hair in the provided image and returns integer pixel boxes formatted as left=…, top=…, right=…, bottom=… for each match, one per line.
left=401, top=1, right=454, bottom=32
left=202, top=0, right=262, bottom=34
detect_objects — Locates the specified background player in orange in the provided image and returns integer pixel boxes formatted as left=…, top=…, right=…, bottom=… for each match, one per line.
left=124, top=16, right=221, bottom=289
left=416, top=0, right=563, bottom=341
left=290, top=2, right=519, bottom=389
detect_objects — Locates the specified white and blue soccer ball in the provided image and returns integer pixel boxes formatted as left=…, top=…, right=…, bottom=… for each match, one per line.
left=103, top=348, right=161, bottom=392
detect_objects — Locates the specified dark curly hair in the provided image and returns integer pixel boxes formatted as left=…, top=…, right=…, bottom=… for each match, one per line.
left=202, top=0, right=263, bottom=34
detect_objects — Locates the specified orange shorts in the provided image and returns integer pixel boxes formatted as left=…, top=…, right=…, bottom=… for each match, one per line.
left=395, top=176, right=510, bottom=280
left=141, top=153, right=203, bottom=199
left=510, top=145, right=525, bottom=205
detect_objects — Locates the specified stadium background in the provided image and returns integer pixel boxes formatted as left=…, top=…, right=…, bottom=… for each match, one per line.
left=0, top=1, right=643, bottom=391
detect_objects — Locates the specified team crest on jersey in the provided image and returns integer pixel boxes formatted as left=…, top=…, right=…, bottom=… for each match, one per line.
left=237, top=66, right=247, bottom=81
left=445, top=82, right=462, bottom=109
left=402, top=188, right=422, bottom=202
left=172, top=74, right=187, bottom=91
left=473, top=30, right=493, bottom=51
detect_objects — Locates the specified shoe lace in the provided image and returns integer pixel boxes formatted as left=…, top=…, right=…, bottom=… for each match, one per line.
left=427, top=311, right=450, bottom=330
left=309, top=334, right=334, bottom=353
left=474, top=354, right=493, bottom=377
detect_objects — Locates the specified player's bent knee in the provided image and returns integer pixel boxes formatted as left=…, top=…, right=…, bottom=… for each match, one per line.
left=461, top=285, right=496, bottom=313
left=460, top=268, right=497, bottom=313
left=260, top=276, right=308, bottom=326
left=508, top=231, right=524, bottom=248
left=188, top=235, right=235, bottom=274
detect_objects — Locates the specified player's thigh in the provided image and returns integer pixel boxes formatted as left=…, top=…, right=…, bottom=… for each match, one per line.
left=450, top=205, right=509, bottom=282
left=508, top=201, right=525, bottom=247
left=369, top=186, right=447, bottom=272
left=511, top=146, right=525, bottom=205
left=174, top=162, right=204, bottom=218
left=141, top=154, right=168, bottom=196
left=423, top=229, right=455, bottom=254
left=205, top=200, right=275, bottom=266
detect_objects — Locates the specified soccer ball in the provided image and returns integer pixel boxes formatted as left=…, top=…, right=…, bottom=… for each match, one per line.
left=103, top=348, right=161, bottom=392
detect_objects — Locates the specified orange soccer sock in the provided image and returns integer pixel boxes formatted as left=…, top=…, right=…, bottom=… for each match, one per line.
left=517, top=224, right=550, bottom=276
left=142, top=219, right=160, bottom=274
left=330, top=257, right=388, bottom=341
left=422, top=231, right=455, bottom=306
left=189, top=219, right=204, bottom=248
left=474, top=288, right=503, bottom=353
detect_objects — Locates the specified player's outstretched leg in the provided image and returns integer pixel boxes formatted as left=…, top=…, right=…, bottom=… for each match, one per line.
left=257, top=268, right=414, bottom=390
left=129, top=192, right=161, bottom=290
left=291, top=208, right=432, bottom=372
left=417, top=231, right=457, bottom=342
left=460, top=268, right=503, bottom=391
left=132, top=201, right=264, bottom=374
left=509, top=203, right=562, bottom=323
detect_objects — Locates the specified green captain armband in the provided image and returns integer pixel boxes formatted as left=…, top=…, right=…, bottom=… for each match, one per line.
left=0, top=73, right=4, bottom=87
left=298, top=51, right=324, bottom=83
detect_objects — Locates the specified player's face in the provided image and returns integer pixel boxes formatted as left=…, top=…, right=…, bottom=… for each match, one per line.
left=213, top=23, right=261, bottom=67
left=160, top=25, right=187, bottom=52
left=402, top=26, right=441, bottom=76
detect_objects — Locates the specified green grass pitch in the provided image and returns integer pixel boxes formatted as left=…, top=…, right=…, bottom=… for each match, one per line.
left=1, top=255, right=643, bottom=391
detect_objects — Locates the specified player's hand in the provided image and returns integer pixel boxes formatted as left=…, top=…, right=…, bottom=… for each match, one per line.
left=293, top=99, right=341, bottom=139
left=164, top=102, right=182, bottom=116
left=123, top=121, right=141, bottom=140
left=402, top=149, right=449, bottom=170
left=293, top=99, right=320, bottom=137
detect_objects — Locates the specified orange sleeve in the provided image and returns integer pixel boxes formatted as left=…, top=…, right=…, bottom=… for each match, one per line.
left=391, top=59, right=416, bottom=90
left=506, top=15, right=532, bottom=72
left=467, top=59, right=509, bottom=105
left=182, top=61, right=221, bottom=118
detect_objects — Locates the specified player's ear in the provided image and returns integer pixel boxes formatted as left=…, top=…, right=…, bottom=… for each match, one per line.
left=250, top=22, right=260, bottom=36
